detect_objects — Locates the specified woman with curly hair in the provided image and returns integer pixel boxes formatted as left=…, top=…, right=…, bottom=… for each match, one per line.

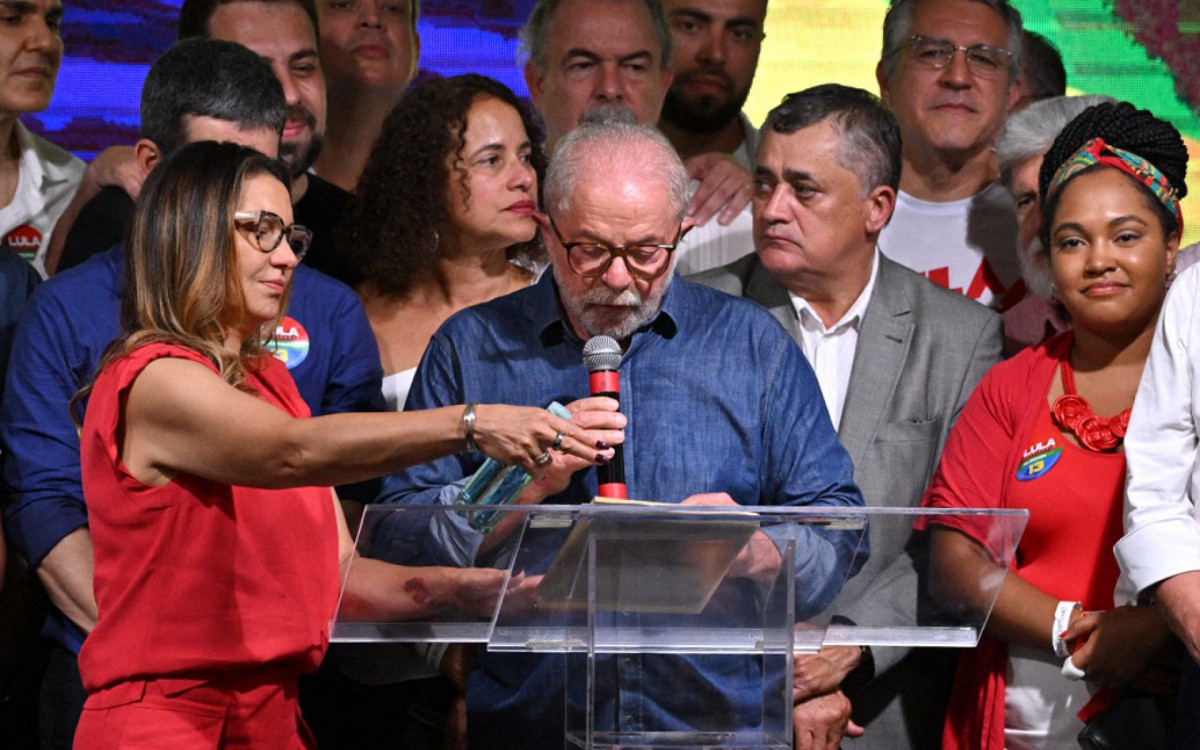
left=920, top=101, right=1186, bottom=749
left=71, top=141, right=612, bottom=748
left=341, top=74, right=544, bottom=413
left=308, top=74, right=550, bottom=750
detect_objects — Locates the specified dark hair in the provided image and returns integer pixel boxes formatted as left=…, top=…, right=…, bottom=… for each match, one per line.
left=141, top=38, right=287, bottom=155
left=339, top=74, right=546, bottom=298
left=179, top=0, right=319, bottom=40
left=521, top=0, right=672, bottom=73
left=764, top=84, right=902, bottom=193
left=1039, top=101, right=1188, bottom=242
left=1019, top=30, right=1066, bottom=103
left=881, top=0, right=1023, bottom=80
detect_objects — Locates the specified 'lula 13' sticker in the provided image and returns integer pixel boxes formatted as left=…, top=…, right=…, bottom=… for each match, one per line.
left=265, top=316, right=310, bottom=369
left=1016, top=438, right=1062, bottom=481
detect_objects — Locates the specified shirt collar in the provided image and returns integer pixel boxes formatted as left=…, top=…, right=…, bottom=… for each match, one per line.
left=789, top=248, right=880, bottom=334
left=14, top=121, right=72, bottom=187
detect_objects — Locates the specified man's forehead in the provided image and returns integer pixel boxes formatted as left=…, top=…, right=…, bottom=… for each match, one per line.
left=546, top=0, right=663, bottom=59
left=208, top=1, right=318, bottom=56
left=1, top=0, right=62, bottom=17
left=908, top=0, right=1009, bottom=45
left=662, top=0, right=766, bottom=25
left=560, top=184, right=677, bottom=238
left=760, top=121, right=840, bottom=165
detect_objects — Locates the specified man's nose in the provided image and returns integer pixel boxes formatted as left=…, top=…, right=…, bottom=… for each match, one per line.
left=594, top=61, right=623, bottom=103
left=599, top=254, right=635, bottom=290
left=698, top=26, right=727, bottom=66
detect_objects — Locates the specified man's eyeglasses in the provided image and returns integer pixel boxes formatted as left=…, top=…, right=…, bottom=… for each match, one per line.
left=893, top=34, right=1013, bottom=79
left=548, top=216, right=681, bottom=280
left=234, top=210, right=313, bottom=261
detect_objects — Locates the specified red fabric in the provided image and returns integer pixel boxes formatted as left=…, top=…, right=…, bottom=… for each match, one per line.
left=73, top=673, right=316, bottom=749
left=920, top=332, right=1127, bottom=749
left=78, top=343, right=339, bottom=701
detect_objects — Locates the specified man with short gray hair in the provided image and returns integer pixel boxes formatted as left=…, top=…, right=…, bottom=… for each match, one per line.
left=379, top=110, right=866, bottom=749
left=695, top=83, right=1002, bottom=750
left=875, top=0, right=1025, bottom=310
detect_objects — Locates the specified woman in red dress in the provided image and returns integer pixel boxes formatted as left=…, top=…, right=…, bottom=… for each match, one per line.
left=71, top=141, right=617, bottom=749
left=921, top=102, right=1186, bottom=749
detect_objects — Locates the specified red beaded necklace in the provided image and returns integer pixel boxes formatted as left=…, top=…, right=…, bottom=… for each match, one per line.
left=1051, top=357, right=1131, bottom=452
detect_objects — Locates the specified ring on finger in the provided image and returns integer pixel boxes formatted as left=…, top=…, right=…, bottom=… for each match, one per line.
left=551, top=431, right=566, bottom=451
left=534, top=451, right=553, bottom=467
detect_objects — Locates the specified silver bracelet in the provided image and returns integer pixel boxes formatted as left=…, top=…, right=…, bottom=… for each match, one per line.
left=461, top=402, right=479, bottom=453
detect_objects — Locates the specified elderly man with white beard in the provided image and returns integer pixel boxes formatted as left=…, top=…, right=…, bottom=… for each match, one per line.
left=376, top=110, right=866, bottom=750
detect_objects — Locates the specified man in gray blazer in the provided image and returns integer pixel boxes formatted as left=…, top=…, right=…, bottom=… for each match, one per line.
left=692, top=84, right=1002, bottom=750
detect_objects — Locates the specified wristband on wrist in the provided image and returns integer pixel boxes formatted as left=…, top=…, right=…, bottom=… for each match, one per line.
left=1052, top=600, right=1081, bottom=658
left=461, top=402, right=479, bottom=453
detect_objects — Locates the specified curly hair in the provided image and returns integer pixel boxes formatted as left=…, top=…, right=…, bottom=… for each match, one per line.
left=1039, top=100, right=1188, bottom=243
left=339, top=74, right=546, bottom=298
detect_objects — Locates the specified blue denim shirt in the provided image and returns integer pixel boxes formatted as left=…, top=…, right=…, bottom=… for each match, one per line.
left=377, top=273, right=865, bottom=748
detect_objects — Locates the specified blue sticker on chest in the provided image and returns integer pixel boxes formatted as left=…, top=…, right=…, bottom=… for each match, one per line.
left=1016, top=442, right=1063, bottom=481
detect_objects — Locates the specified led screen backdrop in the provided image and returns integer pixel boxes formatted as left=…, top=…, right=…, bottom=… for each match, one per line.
left=35, top=0, right=1200, bottom=242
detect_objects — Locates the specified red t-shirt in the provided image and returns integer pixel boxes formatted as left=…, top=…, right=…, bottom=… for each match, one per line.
left=920, top=333, right=1127, bottom=749
left=78, top=343, right=339, bottom=696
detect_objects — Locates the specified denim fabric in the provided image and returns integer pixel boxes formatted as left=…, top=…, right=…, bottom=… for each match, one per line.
left=377, top=274, right=866, bottom=749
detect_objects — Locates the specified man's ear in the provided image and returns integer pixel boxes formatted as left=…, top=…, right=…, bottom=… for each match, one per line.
left=525, top=60, right=546, bottom=110
left=876, top=60, right=891, bottom=106
left=864, top=185, right=897, bottom=235
left=134, top=139, right=162, bottom=181
left=679, top=217, right=697, bottom=241
left=1006, top=75, right=1023, bottom=114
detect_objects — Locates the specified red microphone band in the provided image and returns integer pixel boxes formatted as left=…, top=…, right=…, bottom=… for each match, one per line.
left=598, top=482, right=629, bottom=499
left=590, top=371, right=620, bottom=394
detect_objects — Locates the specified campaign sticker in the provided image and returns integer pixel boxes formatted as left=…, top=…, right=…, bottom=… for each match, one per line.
left=266, top=316, right=309, bottom=369
left=2, top=224, right=42, bottom=262
left=1016, top=438, right=1062, bottom=482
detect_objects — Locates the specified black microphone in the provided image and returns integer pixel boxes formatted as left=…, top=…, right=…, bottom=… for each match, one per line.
left=583, top=335, right=626, bottom=499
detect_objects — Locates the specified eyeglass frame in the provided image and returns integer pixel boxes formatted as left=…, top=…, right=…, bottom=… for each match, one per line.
left=233, top=210, right=313, bottom=261
left=890, top=34, right=1014, bottom=79
left=546, top=215, right=682, bottom=280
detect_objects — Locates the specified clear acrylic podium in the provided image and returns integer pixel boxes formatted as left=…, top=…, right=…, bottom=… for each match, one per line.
left=334, top=503, right=1026, bottom=750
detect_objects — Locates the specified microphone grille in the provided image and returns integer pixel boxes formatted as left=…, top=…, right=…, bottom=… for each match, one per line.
left=582, top=335, right=622, bottom=372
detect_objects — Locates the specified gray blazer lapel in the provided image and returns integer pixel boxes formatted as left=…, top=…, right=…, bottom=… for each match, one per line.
left=838, top=256, right=914, bottom=466
left=743, top=258, right=800, bottom=340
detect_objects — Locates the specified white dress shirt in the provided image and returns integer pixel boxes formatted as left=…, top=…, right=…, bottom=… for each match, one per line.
left=788, top=250, right=880, bottom=429
left=1115, top=262, right=1200, bottom=603
left=674, top=113, right=759, bottom=276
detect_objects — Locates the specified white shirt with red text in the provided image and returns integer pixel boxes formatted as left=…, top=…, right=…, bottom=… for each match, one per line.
left=879, top=182, right=1020, bottom=310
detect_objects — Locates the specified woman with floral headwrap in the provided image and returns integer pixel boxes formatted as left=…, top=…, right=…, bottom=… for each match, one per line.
left=918, top=101, right=1186, bottom=749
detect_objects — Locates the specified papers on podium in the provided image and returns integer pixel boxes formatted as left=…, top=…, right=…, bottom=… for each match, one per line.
left=537, top=497, right=759, bottom=614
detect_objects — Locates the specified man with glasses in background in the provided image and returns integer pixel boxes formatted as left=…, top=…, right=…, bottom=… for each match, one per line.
left=377, top=110, right=866, bottom=750
left=875, top=0, right=1024, bottom=310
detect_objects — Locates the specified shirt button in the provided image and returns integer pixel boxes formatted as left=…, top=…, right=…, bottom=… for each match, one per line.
left=623, top=657, right=634, bottom=669
left=624, top=715, right=635, bottom=726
